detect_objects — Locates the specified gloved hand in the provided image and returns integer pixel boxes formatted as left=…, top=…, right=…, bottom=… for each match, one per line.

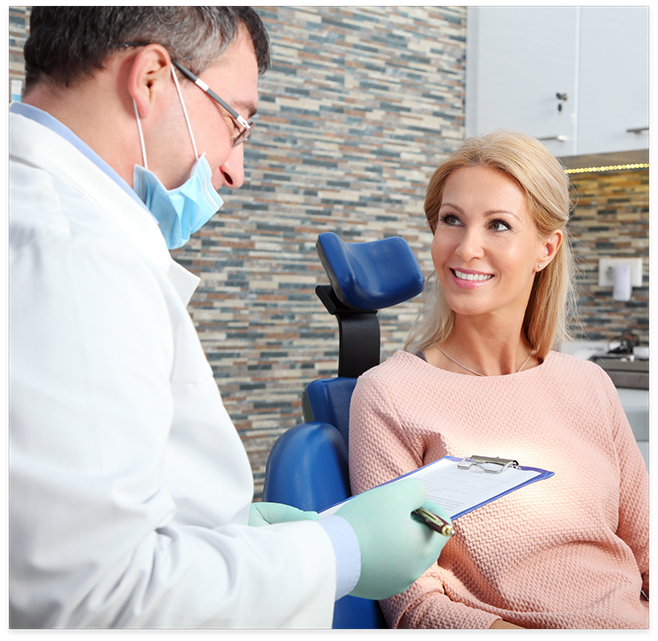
left=336, top=478, right=452, bottom=600
left=249, top=502, right=319, bottom=527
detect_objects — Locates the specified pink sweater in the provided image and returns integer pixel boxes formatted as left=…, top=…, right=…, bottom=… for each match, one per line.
left=349, top=350, right=649, bottom=629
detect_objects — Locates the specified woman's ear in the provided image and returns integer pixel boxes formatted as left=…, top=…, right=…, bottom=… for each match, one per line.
left=536, top=229, right=563, bottom=271
left=127, top=45, right=172, bottom=119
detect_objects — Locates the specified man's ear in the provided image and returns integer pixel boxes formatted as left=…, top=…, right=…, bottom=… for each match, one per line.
left=127, top=45, right=172, bottom=119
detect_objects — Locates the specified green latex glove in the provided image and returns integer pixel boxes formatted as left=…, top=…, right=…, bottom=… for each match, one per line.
left=249, top=502, right=319, bottom=527
left=336, top=478, right=452, bottom=600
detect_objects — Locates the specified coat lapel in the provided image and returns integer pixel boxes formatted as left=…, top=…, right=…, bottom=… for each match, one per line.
left=10, top=112, right=201, bottom=304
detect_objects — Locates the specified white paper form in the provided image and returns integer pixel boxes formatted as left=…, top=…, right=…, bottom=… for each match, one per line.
left=321, top=456, right=553, bottom=520
left=406, top=457, right=549, bottom=519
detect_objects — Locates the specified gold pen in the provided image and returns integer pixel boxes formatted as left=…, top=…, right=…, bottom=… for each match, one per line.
left=412, top=507, right=454, bottom=537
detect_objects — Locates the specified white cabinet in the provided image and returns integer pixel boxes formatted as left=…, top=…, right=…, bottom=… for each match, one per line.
left=577, top=7, right=649, bottom=156
left=465, top=6, right=649, bottom=160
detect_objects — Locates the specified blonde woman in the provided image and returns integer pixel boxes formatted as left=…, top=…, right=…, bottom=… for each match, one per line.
left=348, top=131, right=649, bottom=629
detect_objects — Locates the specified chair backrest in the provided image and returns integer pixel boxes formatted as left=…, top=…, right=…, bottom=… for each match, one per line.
left=263, top=233, right=425, bottom=629
left=303, top=377, right=357, bottom=447
left=263, top=421, right=350, bottom=512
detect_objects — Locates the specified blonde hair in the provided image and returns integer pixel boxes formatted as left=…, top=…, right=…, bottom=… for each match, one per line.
left=405, top=130, right=576, bottom=360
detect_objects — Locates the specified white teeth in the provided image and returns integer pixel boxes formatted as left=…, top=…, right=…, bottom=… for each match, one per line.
left=454, top=269, right=493, bottom=282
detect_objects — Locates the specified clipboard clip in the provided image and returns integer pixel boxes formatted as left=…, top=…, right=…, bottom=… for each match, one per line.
left=457, top=455, right=519, bottom=474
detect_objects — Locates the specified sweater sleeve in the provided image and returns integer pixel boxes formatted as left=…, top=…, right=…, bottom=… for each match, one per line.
left=349, top=372, right=424, bottom=490
left=348, top=370, right=502, bottom=629
left=601, top=372, right=650, bottom=597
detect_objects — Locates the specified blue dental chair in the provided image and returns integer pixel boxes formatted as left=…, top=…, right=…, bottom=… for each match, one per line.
left=262, top=231, right=425, bottom=629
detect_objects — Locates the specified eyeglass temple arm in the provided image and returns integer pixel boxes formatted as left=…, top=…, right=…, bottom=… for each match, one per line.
left=171, top=60, right=250, bottom=130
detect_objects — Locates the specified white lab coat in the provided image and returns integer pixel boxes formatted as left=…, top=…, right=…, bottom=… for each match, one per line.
left=8, top=112, right=336, bottom=628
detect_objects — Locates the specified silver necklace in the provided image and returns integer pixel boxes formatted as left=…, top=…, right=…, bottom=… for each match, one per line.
left=437, top=344, right=533, bottom=377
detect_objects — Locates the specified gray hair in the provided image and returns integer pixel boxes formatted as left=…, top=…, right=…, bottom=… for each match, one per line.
left=24, top=6, right=270, bottom=91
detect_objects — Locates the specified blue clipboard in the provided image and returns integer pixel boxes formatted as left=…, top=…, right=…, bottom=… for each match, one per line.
left=394, top=454, right=554, bottom=520
left=321, top=454, right=554, bottom=521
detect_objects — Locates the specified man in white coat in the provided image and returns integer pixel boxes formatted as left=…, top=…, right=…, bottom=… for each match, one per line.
left=9, top=6, right=453, bottom=628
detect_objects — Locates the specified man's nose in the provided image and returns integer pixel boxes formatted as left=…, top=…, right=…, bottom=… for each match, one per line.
left=219, top=144, right=245, bottom=189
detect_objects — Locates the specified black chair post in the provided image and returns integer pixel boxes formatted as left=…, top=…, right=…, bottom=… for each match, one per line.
left=315, top=285, right=380, bottom=379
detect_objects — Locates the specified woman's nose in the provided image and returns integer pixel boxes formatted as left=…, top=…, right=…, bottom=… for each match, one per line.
left=455, top=228, right=485, bottom=261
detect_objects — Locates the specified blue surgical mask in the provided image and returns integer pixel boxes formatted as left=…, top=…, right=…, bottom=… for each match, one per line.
left=133, top=155, right=223, bottom=250
left=132, top=66, right=224, bottom=250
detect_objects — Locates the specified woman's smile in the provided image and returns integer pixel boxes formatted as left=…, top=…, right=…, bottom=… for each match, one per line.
left=450, top=268, right=494, bottom=288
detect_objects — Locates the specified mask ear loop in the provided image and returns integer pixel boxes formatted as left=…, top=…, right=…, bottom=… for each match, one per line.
left=170, top=64, right=199, bottom=160
left=133, top=99, right=149, bottom=170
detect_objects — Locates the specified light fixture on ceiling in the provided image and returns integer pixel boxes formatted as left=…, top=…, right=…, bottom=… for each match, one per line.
left=564, top=163, right=649, bottom=175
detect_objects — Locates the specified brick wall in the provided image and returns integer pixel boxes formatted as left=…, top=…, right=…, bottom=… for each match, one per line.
left=569, top=169, right=649, bottom=344
left=173, top=7, right=468, bottom=495
left=8, top=6, right=29, bottom=98
left=8, top=6, right=467, bottom=497
left=8, top=7, right=648, bottom=499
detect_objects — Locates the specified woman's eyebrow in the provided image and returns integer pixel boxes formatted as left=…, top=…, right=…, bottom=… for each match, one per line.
left=440, top=202, right=521, bottom=221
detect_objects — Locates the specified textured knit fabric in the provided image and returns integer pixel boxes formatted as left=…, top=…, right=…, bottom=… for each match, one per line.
left=349, top=350, right=649, bottom=629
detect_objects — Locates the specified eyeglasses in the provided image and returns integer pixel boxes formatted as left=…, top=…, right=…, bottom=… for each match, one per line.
left=122, top=43, right=253, bottom=147
left=171, top=60, right=253, bottom=148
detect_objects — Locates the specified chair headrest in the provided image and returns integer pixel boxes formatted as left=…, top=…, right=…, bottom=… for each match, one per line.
left=316, top=232, right=425, bottom=311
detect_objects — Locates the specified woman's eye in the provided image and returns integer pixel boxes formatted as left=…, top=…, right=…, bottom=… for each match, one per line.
left=440, top=214, right=461, bottom=226
left=490, top=219, right=511, bottom=232
left=439, top=214, right=510, bottom=231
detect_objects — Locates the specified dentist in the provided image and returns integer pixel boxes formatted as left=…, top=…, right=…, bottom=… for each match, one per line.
left=9, top=7, right=451, bottom=628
